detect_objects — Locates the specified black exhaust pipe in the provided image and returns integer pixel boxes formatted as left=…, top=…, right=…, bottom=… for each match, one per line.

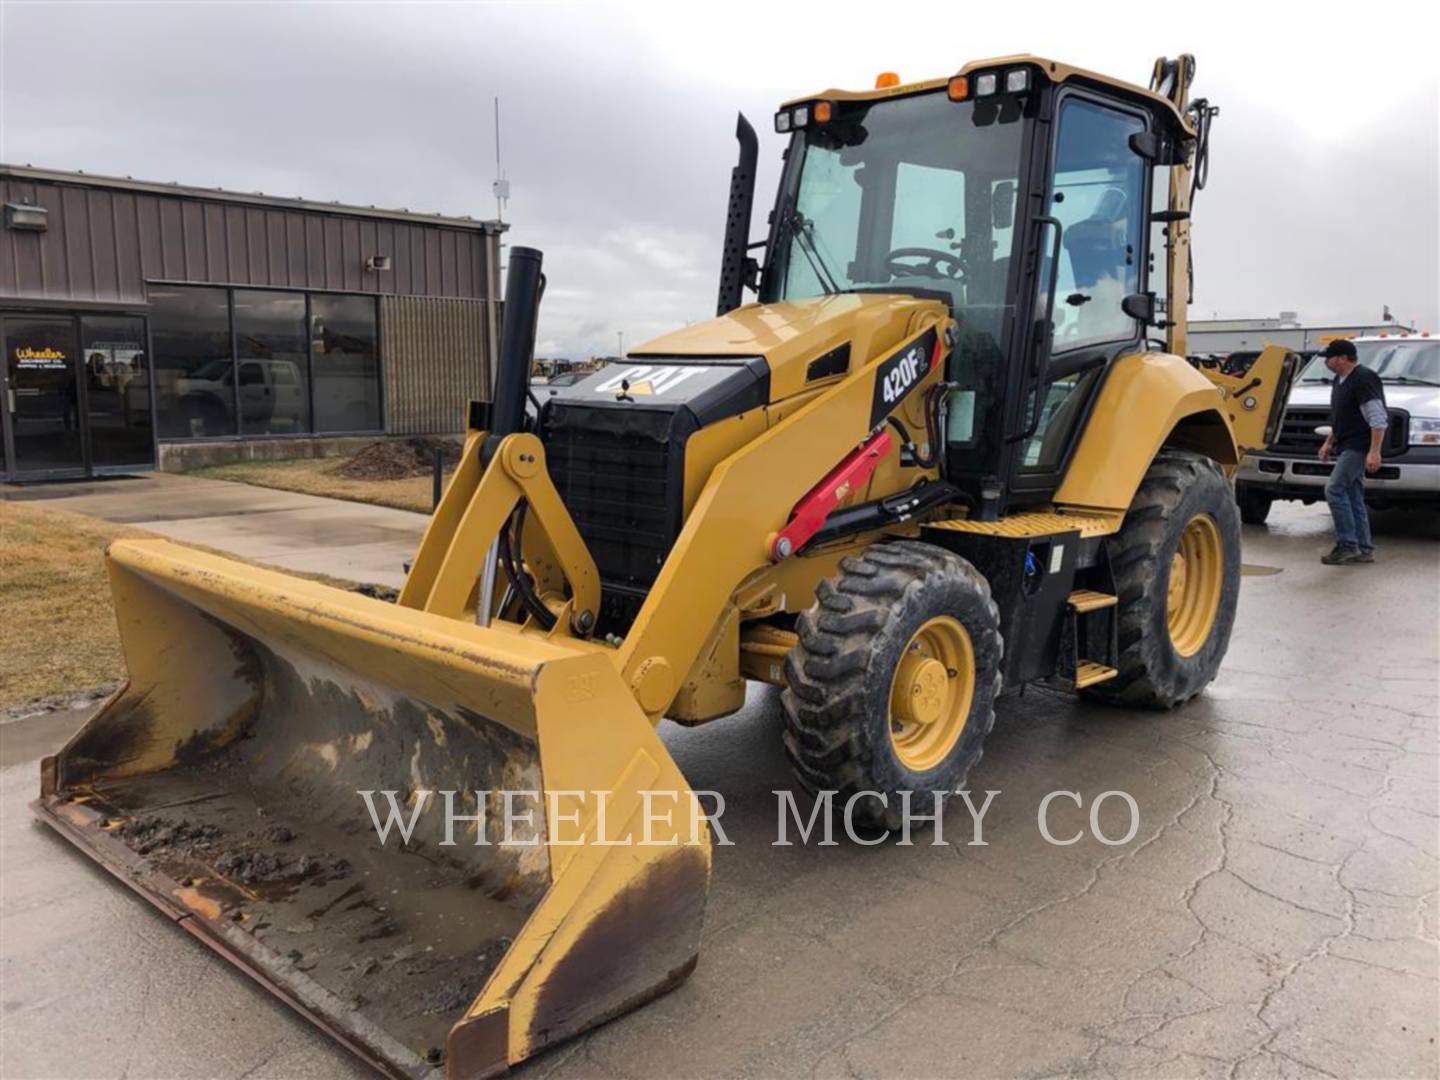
left=486, top=245, right=544, bottom=462
left=716, top=114, right=759, bottom=316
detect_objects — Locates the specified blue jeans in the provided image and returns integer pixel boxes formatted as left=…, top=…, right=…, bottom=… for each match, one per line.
left=1325, top=448, right=1373, bottom=551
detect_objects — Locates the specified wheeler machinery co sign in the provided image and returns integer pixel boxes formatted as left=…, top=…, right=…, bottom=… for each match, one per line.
left=13, top=345, right=69, bottom=370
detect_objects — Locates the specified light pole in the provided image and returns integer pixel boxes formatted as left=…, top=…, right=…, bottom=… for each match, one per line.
left=617, top=330, right=624, bottom=359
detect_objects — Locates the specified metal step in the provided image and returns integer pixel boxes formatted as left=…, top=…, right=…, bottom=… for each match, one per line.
left=1068, top=589, right=1118, bottom=613
left=1075, top=661, right=1119, bottom=688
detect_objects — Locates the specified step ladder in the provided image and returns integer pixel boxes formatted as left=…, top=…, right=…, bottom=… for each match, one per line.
left=1062, top=590, right=1119, bottom=689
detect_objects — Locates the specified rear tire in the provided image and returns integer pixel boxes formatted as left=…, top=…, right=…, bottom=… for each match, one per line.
left=782, top=541, right=1002, bottom=833
left=1235, top=482, right=1273, bottom=525
left=1084, top=450, right=1240, bottom=710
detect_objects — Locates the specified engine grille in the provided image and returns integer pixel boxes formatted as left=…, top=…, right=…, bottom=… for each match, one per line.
left=543, top=415, right=678, bottom=594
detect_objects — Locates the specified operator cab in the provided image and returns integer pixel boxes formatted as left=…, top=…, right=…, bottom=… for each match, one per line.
left=756, top=59, right=1199, bottom=516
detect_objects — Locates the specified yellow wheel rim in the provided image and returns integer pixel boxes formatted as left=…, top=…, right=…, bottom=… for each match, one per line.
left=1167, top=513, right=1223, bottom=658
left=888, top=616, right=975, bottom=772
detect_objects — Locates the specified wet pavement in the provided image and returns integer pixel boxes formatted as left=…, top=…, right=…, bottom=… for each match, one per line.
left=2, top=472, right=425, bottom=588
left=1, top=499, right=1436, bottom=1078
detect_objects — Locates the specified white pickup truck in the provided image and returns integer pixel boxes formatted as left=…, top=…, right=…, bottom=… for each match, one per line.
left=1235, top=335, right=1440, bottom=523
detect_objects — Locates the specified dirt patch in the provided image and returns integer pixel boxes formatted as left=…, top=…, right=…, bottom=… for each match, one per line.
left=333, top=438, right=461, bottom=482
left=116, top=811, right=351, bottom=886
left=188, top=457, right=451, bottom=513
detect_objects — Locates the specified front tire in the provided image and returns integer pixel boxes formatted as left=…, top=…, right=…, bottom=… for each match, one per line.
left=1085, top=450, right=1241, bottom=709
left=1235, top=482, right=1273, bottom=525
left=782, top=541, right=1003, bottom=832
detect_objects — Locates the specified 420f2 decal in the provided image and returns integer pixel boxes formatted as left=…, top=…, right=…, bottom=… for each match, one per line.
left=868, top=328, right=939, bottom=429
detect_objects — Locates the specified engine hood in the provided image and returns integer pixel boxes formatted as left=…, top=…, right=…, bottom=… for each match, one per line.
left=630, top=293, right=944, bottom=401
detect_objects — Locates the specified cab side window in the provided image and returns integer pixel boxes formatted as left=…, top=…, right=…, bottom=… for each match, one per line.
left=1045, top=99, right=1146, bottom=351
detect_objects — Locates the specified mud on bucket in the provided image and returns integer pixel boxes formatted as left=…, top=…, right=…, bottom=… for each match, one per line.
left=35, top=539, right=711, bottom=1078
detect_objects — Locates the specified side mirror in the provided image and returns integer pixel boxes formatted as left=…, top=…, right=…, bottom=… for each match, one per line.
left=992, top=181, right=1016, bottom=230
left=1121, top=291, right=1157, bottom=324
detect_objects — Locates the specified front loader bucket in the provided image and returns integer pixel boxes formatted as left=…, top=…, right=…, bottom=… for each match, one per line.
left=34, top=539, right=710, bottom=1078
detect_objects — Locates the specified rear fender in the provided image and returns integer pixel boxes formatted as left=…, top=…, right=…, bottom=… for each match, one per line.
left=1055, top=352, right=1237, bottom=512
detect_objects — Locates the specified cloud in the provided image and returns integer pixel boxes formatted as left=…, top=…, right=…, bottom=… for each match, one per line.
left=2, top=0, right=1435, bottom=357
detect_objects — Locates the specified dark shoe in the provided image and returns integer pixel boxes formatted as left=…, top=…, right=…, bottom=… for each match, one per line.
left=1354, top=549, right=1375, bottom=563
left=1321, top=545, right=1362, bottom=565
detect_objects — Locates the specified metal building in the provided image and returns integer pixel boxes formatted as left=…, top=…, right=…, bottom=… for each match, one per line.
left=0, top=164, right=504, bottom=480
left=1188, top=312, right=1416, bottom=356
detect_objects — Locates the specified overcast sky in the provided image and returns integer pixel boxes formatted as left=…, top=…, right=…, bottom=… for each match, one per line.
left=2, top=1, right=1436, bottom=357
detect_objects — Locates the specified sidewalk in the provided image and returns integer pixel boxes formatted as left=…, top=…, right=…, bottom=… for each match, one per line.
left=2, top=473, right=427, bottom=588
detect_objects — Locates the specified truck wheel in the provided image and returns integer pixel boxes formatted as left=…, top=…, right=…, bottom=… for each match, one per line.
left=1085, top=450, right=1240, bottom=709
left=1235, top=482, right=1273, bottom=525
left=782, top=541, right=1003, bottom=833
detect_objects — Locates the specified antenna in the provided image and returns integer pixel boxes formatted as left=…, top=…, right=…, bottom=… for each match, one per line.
left=492, top=96, right=510, bottom=223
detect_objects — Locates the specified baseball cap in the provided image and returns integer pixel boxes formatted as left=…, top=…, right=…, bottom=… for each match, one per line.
left=1321, top=339, right=1358, bottom=359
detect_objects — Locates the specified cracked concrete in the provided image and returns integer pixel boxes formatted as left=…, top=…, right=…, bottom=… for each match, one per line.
left=1, top=500, right=1435, bottom=1078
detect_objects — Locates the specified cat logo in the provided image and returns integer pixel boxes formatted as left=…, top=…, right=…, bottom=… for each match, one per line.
left=594, top=365, right=707, bottom=397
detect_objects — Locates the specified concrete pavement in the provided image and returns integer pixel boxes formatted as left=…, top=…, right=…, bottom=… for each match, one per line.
left=1, top=493, right=1436, bottom=1078
left=2, top=472, right=426, bottom=589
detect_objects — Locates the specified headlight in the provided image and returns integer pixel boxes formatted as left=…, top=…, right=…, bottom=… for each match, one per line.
left=1410, top=417, right=1440, bottom=445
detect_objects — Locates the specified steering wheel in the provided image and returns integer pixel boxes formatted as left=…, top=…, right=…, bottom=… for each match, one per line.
left=885, top=247, right=965, bottom=281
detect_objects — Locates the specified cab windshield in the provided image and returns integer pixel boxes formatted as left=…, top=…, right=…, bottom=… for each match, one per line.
left=1298, top=341, right=1440, bottom=386
left=764, top=90, right=1028, bottom=324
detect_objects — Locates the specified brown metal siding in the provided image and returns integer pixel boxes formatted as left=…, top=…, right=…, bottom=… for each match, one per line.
left=382, top=295, right=492, bottom=435
left=0, top=177, right=494, bottom=305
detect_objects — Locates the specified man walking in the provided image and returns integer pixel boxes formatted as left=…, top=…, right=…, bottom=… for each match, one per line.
left=1316, top=339, right=1388, bottom=564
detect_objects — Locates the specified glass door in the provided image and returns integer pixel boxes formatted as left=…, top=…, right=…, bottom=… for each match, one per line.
left=80, top=315, right=154, bottom=469
left=3, top=315, right=86, bottom=476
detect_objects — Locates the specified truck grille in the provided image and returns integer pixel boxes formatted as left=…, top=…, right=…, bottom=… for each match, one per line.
left=1271, top=406, right=1329, bottom=456
left=1269, top=405, right=1409, bottom=457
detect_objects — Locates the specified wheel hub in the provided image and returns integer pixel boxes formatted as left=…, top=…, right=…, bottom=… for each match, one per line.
left=1167, top=513, right=1223, bottom=658
left=893, top=654, right=949, bottom=728
left=888, top=616, right=976, bottom=772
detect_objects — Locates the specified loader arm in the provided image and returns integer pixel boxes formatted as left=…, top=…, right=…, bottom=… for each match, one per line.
left=1195, top=344, right=1300, bottom=455
left=398, top=427, right=601, bottom=632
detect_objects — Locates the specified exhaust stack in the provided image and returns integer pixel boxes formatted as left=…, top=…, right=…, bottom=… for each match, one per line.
left=716, top=114, right=758, bottom=316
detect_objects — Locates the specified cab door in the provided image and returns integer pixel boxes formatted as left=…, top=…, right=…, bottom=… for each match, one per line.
left=1005, top=93, right=1153, bottom=504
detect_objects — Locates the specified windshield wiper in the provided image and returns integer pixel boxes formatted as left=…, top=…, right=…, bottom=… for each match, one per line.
left=1379, top=375, right=1440, bottom=386
left=789, top=209, right=840, bottom=296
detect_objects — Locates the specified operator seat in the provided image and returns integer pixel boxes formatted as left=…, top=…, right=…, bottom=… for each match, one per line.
left=1063, top=188, right=1130, bottom=289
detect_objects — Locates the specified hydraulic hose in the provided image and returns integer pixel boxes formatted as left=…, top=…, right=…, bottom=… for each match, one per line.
left=497, top=500, right=557, bottom=631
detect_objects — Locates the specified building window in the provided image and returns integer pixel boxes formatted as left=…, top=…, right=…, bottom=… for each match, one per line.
left=234, top=290, right=309, bottom=435
left=311, top=294, right=381, bottom=433
left=148, top=285, right=382, bottom=440
left=151, top=285, right=234, bottom=438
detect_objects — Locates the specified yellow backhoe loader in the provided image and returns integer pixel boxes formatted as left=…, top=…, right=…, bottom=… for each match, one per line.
left=37, top=53, right=1295, bottom=1078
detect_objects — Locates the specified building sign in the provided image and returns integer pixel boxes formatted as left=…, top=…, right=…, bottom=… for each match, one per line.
left=14, top=345, right=69, bottom=370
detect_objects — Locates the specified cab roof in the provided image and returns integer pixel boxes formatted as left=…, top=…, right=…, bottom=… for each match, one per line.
left=782, top=54, right=1194, bottom=136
